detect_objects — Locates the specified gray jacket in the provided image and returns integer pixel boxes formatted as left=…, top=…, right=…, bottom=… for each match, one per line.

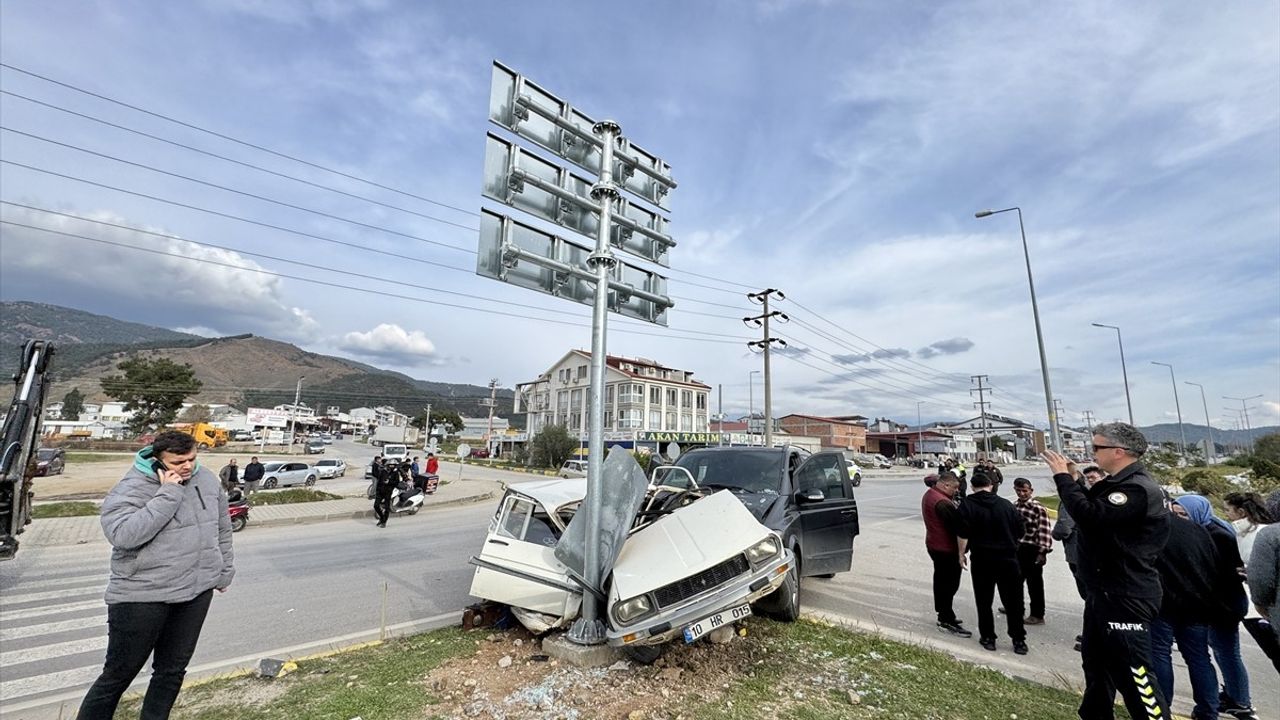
left=100, top=464, right=235, bottom=603
left=1247, top=523, right=1280, bottom=628
left=1052, top=503, right=1079, bottom=565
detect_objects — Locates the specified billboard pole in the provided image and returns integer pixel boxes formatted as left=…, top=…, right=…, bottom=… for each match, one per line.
left=569, top=120, right=621, bottom=646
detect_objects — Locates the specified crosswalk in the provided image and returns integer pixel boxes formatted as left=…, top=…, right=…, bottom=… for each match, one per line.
left=0, top=544, right=113, bottom=718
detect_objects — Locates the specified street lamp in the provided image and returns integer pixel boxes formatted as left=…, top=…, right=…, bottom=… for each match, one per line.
left=975, top=206, right=1060, bottom=451
left=1184, top=381, right=1215, bottom=462
left=1224, top=394, right=1264, bottom=451
left=1151, top=362, right=1187, bottom=457
left=1091, top=323, right=1134, bottom=425
left=916, top=401, right=924, bottom=462
left=286, top=376, right=304, bottom=454
left=748, top=370, right=761, bottom=441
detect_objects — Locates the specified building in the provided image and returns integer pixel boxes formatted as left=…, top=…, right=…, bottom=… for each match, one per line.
left=944, top=413, right=1047, bottom=459
left=514, top=350, right=711, bottom=439
left=349, top=406, right=410, bottom=431
left=776, top=414, right=867, bottom=452
left=460, top=416, right=511, bottom=442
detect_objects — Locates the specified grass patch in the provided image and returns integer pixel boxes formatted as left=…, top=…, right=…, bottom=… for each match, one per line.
left=65, top=452, right=132, bottom=463
left=114, top=628, right=480, bottom=720
left=32, top=501, right=99, bottom=518
left=1036, top=495, right=1060, bottom=512
left=249, top=489, right=342, bottom=505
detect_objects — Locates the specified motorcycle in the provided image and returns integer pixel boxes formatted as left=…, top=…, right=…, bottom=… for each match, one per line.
left=388, top=481, right=425, bottom=516
left=368, top=473, right=438, bottom=499
left=228, top=488, right=249, bottom=532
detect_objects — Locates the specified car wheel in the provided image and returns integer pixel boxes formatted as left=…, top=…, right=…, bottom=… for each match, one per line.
left=853, top=474, right=862, bottom=487
left=305, top=476, right=316, bottom=487
left=57, top=465, right=65, bottom=475
left=231, top=516, right=247, bottom=532
left=199, top=442, right=210, bottom=450
left=263, top=478, right=278, bottom=489
left=814, top=573, right=836, bottom=579
left=366, top=482, right=375, bottom=499
left=622, top=644, right=663, bottom=665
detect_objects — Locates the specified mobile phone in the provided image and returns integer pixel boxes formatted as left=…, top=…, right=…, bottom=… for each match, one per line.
left=151, top=459, right=169, bottom=474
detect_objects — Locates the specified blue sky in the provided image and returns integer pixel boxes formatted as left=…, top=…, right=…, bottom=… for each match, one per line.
left=1, top=0, right=1277, bottom=431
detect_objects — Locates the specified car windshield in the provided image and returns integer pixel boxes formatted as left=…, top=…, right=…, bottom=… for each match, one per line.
left=668, top=449, right=784, bottom=494
left=37, top=449, right=58, bottom=460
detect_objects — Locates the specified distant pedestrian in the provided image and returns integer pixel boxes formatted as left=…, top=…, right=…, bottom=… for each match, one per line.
left=78, top=430, right=234, bottom=719
left=1224, top=491, right=1280, bottom=672
left=372, top=457, right=394, bottom=528
left=218, top=458, right=238, bottom=493
left=1013, top=478, right=1052, bottom=625
left=241, top=456, right=264, bottom=497
left=411, top=456, right=421, bottom=477
left=922, top=472, right=970, bottom=638
left=957, top=470, right=1027, bottom=654
left=425, top=452, right=439, bottom=476
left=1045, top=422, right=1170, bottom=720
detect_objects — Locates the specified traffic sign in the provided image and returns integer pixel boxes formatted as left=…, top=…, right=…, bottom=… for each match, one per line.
left=456, top=443, right=471, bottom=459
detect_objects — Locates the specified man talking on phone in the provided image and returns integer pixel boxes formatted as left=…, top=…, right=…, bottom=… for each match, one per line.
left=78, top=430, right=235, bottom=720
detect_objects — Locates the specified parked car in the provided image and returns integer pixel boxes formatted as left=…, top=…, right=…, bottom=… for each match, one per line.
left=469, top=448, right=491, bottom=459
left=846, top=460, right=863, bottom=487
left=35, top=448, right=65, bottom=476
left=313, top=458, right=347, bottom=479
left=229, top=429, right=254, bottom=442
left=320, top=433, right=334, bottom=445
left=260, top=461, right=317, bottom=489
left=303, top=439, right=325, bottom=455
left=558, top=459, right=587, bottom=478
left=867, top=453, right=892, bottom=469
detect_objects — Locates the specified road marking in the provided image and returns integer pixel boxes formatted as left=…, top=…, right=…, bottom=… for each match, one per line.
left=0, top=635, right=107, bottom=666
left=0, top=665, right=104, bottom=709
left=1, top=614, right=106, bottom=641
left=0, top=584, right=105, bottom=605
left=1, top=573, right=107, bottom=591
left=0, top=599, right=103, bottom=622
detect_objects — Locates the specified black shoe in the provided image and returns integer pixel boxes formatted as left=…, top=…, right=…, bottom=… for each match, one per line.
left=377, top=521, right=386, bottom=527
left=1220, top=693, right=1259, bottom=720
left=1012, top=640, right=1028, bottom=655
left=980, top=637, right=996, bottom=651
left=1073, top=640, right=1082, bottom=652
left=938, top=621, right=973, bottom=638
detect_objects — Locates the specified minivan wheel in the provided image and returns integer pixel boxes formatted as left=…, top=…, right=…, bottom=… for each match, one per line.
left=622, top=644, right=663, bottom=665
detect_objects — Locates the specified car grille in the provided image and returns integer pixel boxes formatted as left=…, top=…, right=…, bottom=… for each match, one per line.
left=652, top=554, right=750, bottom=609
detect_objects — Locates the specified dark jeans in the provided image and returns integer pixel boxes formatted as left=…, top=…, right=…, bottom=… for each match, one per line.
left=1150, top=618, right=1219, bottom=719
left=970, top=550, right=1024, bottom=642
left=928, top=549, right=962, bottom=624
left=78, top=590, right=213, bottom=720
left=1207, top=621, right=1251, bottom=708
left=1016, top=543, right=1046, bottom=617
left=373, top=485, right=393, bottom=524
left=1242, top=617, right=1280, bottom=674
left=1078, top=593, right=1169, bottom=720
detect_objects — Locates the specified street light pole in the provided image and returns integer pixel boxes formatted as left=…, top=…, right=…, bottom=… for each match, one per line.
left=916, top=401, right=924, bottom=462
left=1184, top=381, right=1215, bottom=462
left=1224, top=394, right=1264, bottom=451
left=748, top=370, right=760, bottom=442
left=975, top=207, right=1060, bottom=451
left=1151, top=362, right=1187, bottom=457
left=285, top=376, right=304, bottom=454
left=1091, top=322, right=1134, bottom=425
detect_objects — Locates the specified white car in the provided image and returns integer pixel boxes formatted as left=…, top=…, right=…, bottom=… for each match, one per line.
left=846, top=460, right=862, bottom=487
left=469, top=476, right=793, bottom=663
left=260, top=461, right=317, bottom=489
left=313, top=458, right=347, bottom=479
left=382, top=444, right=410, bottom=463
left=558, top=459, right=588, bottom=478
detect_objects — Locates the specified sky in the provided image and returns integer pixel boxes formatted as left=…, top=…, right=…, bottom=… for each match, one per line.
left=1, top=0, right=1277, bottom=431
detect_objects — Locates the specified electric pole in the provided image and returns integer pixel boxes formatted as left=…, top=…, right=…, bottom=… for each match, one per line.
left=745, top=289, right=787, bottom=448
left=1224, top=394, right=1263, bottom=452
left=484, top=379, right=499, bottom=464
left=1053, top=398, right=1067, bottom=453
left=971, top=375, right=990, bottom=458
left=286, top=376, right=304, bottom=455
left=423, top=403, right=432, bottom=450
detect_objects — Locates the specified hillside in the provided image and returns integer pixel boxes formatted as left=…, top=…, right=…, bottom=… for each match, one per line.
left=0, top=301, right=200, bottom=346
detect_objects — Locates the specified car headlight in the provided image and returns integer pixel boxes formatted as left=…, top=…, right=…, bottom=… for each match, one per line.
left=746, top=536, right=781, bottom=565
left=612, top=595, right=654, bottom=625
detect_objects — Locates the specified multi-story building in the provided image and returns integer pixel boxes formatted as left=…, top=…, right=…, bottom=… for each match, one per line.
left=514, top=351, right=711, bottom=438
left=776, top=414, right=867, bottom=452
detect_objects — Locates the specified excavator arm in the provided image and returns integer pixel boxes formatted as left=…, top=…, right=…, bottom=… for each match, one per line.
left=0, top=340, right=55, bottom=561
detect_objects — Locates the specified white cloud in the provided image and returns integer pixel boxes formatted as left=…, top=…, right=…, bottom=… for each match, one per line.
left=339, top=323, right=437, bottom=361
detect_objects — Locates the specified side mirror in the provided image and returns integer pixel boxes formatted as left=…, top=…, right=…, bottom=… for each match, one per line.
left=796, top=489, right=825, bottom=504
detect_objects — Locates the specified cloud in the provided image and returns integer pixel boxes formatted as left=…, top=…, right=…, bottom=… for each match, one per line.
left=832, top=347, right=912, bottom=365
left=0, top=204, right=321, bottom=341
left=339, top=323, right=438, bottom=362
left=772, top=345, right=811, bottom=358
left=917, top=337, right=975, bottom=359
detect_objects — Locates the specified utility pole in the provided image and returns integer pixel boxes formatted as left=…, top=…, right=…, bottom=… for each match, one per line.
left=1053, top=398, right=1067, bottom=453
left=1082, top=410, right=1096, bottom=431
left=1224, top=394, right=1263, bottom=452
left=285, top=376, right=303, bottom=454
left=916, top=401, right=925, bottom=462
left=716, top=384, right=724, bottom=445
left=484, top=379, right=498, bottom=465
left=745, top=289, right=787, bottom=448
left=423, top=403, right=432, bottom=451
left=970, top=376, right=991, bottom=459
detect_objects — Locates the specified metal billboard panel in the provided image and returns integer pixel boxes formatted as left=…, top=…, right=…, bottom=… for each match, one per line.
left=489, top=61, right=676, bottom=211
left=477, top=209, right=670, bottom=325
left=482, top=133, right=673, bottom=267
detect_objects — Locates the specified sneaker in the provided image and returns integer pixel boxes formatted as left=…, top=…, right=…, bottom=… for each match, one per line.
left=1072, top=640, right=1082, bottom=652
left=1220, top=694, right=1259, bottom=720
left=938, top=621, right=973, bottom=638
left=980, top=637, right=997, bottom=651
left=1012, top=640, right=1028, bottom=655
left=377, top=522, right=386, bottom=528
left=1024, top=616, right=1044, bottom=625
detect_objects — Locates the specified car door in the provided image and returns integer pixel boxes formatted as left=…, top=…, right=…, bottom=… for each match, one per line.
left=284, top=462, right=309, bottom=486
left=469, top=493, right=580, bottom=619
left=792, top=451, right=860, bottom=576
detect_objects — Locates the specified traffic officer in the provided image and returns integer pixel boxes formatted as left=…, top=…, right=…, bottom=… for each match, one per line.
left=1044, top=422, right=1170, bottom=720
left=371, top=456, right=394, bottom=528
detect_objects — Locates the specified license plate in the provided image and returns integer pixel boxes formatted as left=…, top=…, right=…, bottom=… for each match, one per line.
left=682, top=603, right=751, bottom=643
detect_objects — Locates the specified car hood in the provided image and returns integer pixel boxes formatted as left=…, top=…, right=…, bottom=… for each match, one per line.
left=610, top=490, right=774, bottom=600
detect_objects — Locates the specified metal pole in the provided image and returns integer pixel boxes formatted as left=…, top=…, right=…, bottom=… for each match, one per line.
left=1151, top=362, right=1187, bottom=457
left=976, top=208, right=1059, bottom=450
left=749, top=370, right=759, bottom=441
left=1184, top=382, right=1214, bottom=462
left=1224, top=394, right=1263, bottom=451
left=568, top=119, right=620, bottom=646
left=285, top=376, right=303, bottom=454
left=1091, top=323, right=1134, bottom=425
left=763, top=296, right=773, bottom=448
left=916, top=401, right=923, bottom=462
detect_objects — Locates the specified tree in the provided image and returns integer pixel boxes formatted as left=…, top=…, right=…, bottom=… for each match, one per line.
left=530, top=425, right=577, bottom=469
left=60, top=388, right=85, bottom=420
left=177, top=403, right=212, bottom=423
left=1250, top=431, right=1280, bottom=483
left=101, top=356, right=203, bottom=435
left=975, top=436, right=1008, bottom=453
left=412, top=407, right=464, bottom=437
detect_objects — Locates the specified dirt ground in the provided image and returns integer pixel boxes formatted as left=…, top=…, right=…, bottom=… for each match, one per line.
left=34, top=451, right=302, bottom=499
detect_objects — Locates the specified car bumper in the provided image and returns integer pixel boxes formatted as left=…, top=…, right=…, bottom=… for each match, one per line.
left=606, top=550, right=793, bottom=647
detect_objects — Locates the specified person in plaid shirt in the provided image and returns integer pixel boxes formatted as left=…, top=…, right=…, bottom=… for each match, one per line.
left=1014, top=477, right=1053, bottom=625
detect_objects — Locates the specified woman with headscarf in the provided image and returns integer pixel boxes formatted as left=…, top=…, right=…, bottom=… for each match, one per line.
left=1173, top=494, right=1256, bottom=720
left=1223, top=492, right=1279, bottom=673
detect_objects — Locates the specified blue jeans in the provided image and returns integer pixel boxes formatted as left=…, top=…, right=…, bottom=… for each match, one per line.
left=1208, top=621, right=1251, bottom=707
left=1150, top=618, right=1219, bottom=719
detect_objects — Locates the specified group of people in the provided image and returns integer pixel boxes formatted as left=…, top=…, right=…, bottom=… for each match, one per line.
left=369, top=452, right=438, bottom=527
left=925, top=421, right=1279, bottom=720
left=216, top=456, right=264, bottom=497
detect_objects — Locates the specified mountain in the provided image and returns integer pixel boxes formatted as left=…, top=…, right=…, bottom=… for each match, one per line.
left=1, top=301, right=513, bottom=419
left=1138, top=422, right=1278, bottom=452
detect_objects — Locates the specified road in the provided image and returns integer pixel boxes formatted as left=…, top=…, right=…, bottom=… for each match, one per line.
left=5, top=461, right=1276, bottom=720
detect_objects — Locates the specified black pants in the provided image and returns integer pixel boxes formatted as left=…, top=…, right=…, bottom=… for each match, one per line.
left=1068, top=561, right=1088, bottom=601
left=1078, top=592, right=1170, bottom=720
left=970, top=550, right=1025, bottom=642
left=1017, top=543, right=1046, bottom=617
left=78, top=589, right=213, bottom=720
left=1242, top=617, right=1280, bottom=674
left=928, top=549, right=962, bottom=624
left=374, top=485, right=393, bottom=524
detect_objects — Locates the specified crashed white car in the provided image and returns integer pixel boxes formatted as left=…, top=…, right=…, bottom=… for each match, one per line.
left=469, top=471, right=794, bottom=661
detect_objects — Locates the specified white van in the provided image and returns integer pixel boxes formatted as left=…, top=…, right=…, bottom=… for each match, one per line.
left=559, top=459, right=588, bottom=478
left=382, top=444, right=410, bottom=462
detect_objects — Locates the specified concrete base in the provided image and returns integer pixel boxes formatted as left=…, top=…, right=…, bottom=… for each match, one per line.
left=542, top=632, right=623, bottom=668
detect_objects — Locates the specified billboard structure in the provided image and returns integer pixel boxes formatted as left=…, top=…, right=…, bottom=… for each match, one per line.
left=478, top=61, right=677, bottom=644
